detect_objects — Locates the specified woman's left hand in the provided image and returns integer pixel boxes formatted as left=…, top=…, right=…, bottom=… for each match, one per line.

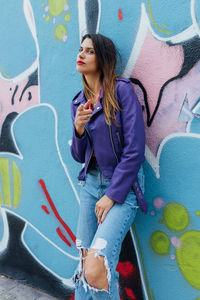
left=95, top=195, right=115, bottom=225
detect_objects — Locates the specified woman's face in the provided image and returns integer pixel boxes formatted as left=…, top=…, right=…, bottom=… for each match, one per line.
left=76, top=38, right=99, bottom=76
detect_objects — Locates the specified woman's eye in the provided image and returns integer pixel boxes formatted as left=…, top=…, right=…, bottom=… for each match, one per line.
left=79, top=48, right=83, bottom=52
left=88, top=50, right=95, bottom=54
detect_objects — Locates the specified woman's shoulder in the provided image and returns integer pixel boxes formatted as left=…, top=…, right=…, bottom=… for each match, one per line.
left=115, top=77, right=133, bottom=91
left=115, top=77, right=135, bottom=95
left=116, top=77, right=131, bottom=85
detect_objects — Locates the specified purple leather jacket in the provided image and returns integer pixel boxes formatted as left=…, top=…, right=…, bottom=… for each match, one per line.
left=70, top=78, right=148, bottom=213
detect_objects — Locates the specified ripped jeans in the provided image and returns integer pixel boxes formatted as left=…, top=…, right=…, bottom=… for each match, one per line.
left=73, top=163, right=143, bottom=299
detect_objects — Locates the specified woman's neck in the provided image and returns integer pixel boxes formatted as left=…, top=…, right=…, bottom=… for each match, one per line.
left=85, top=73, right=101, bottom=95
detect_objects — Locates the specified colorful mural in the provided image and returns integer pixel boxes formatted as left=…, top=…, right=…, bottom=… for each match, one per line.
left=1, top=0, right=200, bottom=299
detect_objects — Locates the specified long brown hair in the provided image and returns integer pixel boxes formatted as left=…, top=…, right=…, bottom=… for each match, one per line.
left=81, top=33, right=120, bottom=125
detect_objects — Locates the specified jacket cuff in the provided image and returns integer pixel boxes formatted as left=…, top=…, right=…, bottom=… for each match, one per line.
left=74, top=126, right=86, bottom=138
left=105, top=189, right=124, bottom=204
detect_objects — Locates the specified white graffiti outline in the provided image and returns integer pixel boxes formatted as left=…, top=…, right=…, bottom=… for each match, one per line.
left=6, top=208, right=79, bottom=260
left=7, top=102, right=80, bottom=205
left=78, top=0, right=101, bottom=40
left=0, top=104, right=80, bottom=266
left=191, top=0, right=200, bottom=36
left=0, top=0, right=81, bottom=274
left=0, top=0, right=40, bottom=84
left=123, top=2, right=197, bottom=78
left=0, top=208, right=77, bottom=286
left=122, top=4, right=148, bottom=78
left=130, top=227, right=149, bottom=300
left=146, top=132, right=200, bottom=180
left=0, top=206, right=78, bottom=285
left=21, top=223, right=76, bottom=287
left=0, top=208, right=9, bottom=253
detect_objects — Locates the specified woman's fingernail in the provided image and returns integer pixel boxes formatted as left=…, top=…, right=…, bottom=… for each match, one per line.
left=97, top=223, right=99, bottom=226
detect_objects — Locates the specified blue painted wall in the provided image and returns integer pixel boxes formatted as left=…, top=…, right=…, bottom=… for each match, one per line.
left=0, top=1, right=200, bottom=299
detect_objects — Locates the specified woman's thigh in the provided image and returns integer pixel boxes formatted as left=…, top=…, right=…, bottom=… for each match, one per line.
left=90, top=187, right=138, bottom=266
left=76, top=175, right=99, bottom=249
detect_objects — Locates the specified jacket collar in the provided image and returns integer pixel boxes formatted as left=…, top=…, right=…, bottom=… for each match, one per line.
left=73, top=88, right=104, bottom=115
left=73, top=89, right=85, bottom=105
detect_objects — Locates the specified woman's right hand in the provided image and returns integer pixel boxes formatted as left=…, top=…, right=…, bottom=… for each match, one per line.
left=75, top=100, right=93, bottom=136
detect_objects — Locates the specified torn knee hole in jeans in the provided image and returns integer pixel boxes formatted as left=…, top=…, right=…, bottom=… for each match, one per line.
left=74, top=238, right=111, bottom=293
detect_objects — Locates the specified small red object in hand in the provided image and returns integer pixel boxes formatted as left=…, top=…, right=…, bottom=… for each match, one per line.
left=89, top=103, right=93, bottom=110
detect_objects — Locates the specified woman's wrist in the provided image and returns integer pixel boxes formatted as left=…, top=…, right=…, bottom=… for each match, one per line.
left=75, top=125, right=85, bottom=138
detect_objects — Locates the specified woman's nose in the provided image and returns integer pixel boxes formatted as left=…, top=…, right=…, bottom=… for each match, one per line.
left=78, top=50, right=85, bottom=59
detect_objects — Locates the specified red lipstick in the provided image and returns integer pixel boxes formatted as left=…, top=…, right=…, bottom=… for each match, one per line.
left=77, top=61, right=85, bottom=65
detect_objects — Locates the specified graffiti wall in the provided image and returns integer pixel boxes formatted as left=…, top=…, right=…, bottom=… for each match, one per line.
left=0, top=0, right=200, bottom=299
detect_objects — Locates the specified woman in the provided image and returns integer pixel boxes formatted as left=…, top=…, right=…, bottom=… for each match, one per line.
left=71, top=33, right=147, bottom=300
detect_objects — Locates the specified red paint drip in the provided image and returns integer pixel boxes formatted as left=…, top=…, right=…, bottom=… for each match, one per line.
left=68, top=294, right=75, bottom=300
left=56, top=227, right=71, bottom=247
left=118, top=9, right=123, bottom=21
left=124, top=287, right=136, bottom=300
left=116, top=261, right=136, bottom=278
left=41, top=205, right=50, bottom=214
left=39, top=179, right=76, bottom=244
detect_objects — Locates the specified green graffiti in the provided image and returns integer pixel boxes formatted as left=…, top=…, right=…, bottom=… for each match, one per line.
left=54, top=24, right=67, bottom=40
left=0, top=158, right=21, bottom=209
left=150, top=231, right=170, bottom=255
left=45, top=15, right=51, bottom=22
left=48, top=0, right=66, bottom=16
left=0, top=158, right=11, bottom=206
left=163, top=202, right=189, bottom=232
left=176, top=231, right=200, bottom=290
left=64, top=13, right=70, bottom=22
left=12, top=162, right=21, bottom=208
left=196, top=211, right=200, bottom=217
left=0, top=185, right=2, bottom=206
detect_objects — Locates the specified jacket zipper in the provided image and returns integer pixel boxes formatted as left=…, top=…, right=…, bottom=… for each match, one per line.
left=84, top=126, right=94, bottom=176
left=116, top=131, right=123, bottom=152
left=109, top=125, right=119, bottom=163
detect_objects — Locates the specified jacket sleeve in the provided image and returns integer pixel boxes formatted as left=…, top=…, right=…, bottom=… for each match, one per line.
left=70, top=101, right=88, bottom=163
left=105, top=81, right=145, bottom=204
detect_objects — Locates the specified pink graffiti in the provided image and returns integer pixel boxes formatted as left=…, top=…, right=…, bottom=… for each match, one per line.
left=171, top=236, right=181, bottom=249
left=153, top=197, right=164, bottom=209
left=0, top=74, right=39, bottom=129
left=143, top=60, right=200, bottom=154
left=132, top=31, right=193, bottom=154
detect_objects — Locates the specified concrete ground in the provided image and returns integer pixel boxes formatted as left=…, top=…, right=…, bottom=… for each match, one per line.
left=0, top=275, right=58, bottom=300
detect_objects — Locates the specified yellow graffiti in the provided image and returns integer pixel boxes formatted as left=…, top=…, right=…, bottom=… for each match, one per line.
left=147, top=2, right=170, bottom=35
left=54, top=24, right=67, bottom=40
left=0, top=185, right=2, bottom=206
left=0, top=158, right=11, bottom=206
left=64, top=13, right=70, bottom=22
left=48, top=0, right=67, bottom=17
left=12, top=161, right=21, bottom=208
left=163, top=202, right=189, bottom=232
left=151, top=289, right=156, bottom=300
left=0, top=64, right=10, bottom=78
left=176, top=231, right=200, bottom=290
left=150, top=231, right=170, bottom=255
left=45, top=15, right=51, bottom=22
left=0, top=158, right=21, bottom=209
